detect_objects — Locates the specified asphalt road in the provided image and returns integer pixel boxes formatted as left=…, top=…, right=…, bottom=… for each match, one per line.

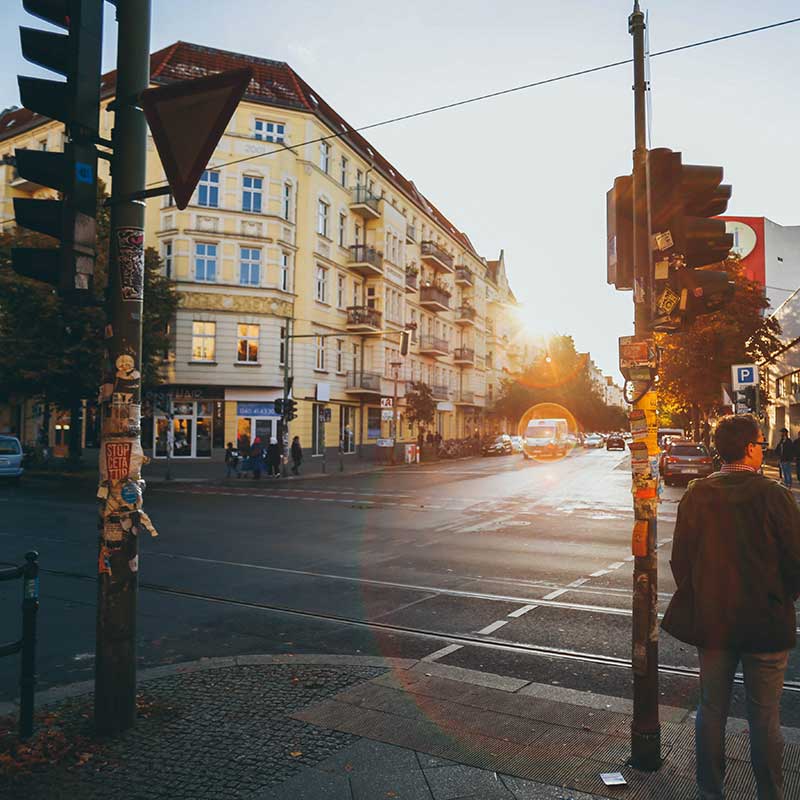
left=2, top=446, right=800, bottom=727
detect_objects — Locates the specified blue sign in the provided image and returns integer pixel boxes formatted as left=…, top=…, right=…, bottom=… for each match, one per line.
left=75, top=162, right=94, bottom=184
left=237, top=401, right=277, bottom=417
left=736, top=366, right=756, bottom=385
left=121, top=483, right=139, bottom=504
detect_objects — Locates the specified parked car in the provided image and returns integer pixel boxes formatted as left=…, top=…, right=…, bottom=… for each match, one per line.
left=509, top=435, right=523, bottom=453
left=482, top=434, right=513, bottom=457
left=660, top=440, right=715, bottom=485
left=583, top=433, right=603, bottom=448
left=605, top=434, right=626, bottom=451
left=0, top=435, right=24, bottom=484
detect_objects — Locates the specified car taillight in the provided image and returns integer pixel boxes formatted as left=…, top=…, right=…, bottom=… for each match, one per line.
left=699, top=457, right=712, bottom=464
left=666, top=457, right=679, bottom=463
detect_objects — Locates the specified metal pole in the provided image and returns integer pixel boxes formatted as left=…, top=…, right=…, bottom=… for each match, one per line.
left=281, top=316, right=291, bottom=477
left=629, top=0, right=661, bottom=771
left=95, top=0, right=152, bottom=737
left=19, top=551, right=39, bottom=741
left=391, top=363, right=400, bottom=465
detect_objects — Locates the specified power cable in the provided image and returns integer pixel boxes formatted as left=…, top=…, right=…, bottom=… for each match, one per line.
left=143, top=15, right=800, bottom=189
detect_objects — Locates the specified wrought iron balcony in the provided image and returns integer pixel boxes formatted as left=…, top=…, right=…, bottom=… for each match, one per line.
left=349, top=186, right=381, bottom=219
left=455, top=306, right=477, bottom=326
left=346, top=305, right=382, bottom=331
left=420, top=241, right=454, bottom=272
left=348, top=244, right=383, bottom=277
left=419, top=284, right=451, bottom=312
left=345, top=371, right=382, bottom=393
left=453, top=347, right=475, bottom=365
left=454, top=266, right=473, bottom=286
left=405, top=270, right=418, bottom=292
left=430, top=383, right=451, bottom=400
left=419, top=335, right=449, bottom=357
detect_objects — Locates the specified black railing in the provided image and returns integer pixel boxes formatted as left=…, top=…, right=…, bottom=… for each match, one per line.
left=0, top=551, right=39, bottom=740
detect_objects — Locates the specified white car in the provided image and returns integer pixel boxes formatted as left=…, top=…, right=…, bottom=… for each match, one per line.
left=510, top=435, right=523, bottom=453
left=583, top=433, right=603, bottom=448
left=0, top=436, right=24, bottom=484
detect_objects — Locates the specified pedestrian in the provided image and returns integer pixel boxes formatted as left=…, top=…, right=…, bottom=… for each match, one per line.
left=426, top=431, right=434, bottom=445
left=250, top=437, right=263, bottom=480
left=224, top=441, right=240, bottom=479
left=794, top=431, right=800, bottom=482
left=434, top=432, right=442, bottom=447
left=662, top=414, right=800, bottom=800
left=267, top=436, right=281, bottom=478
left=291, top=435, right=303, bottom=475
left=775, top=427, right=794, bottom=487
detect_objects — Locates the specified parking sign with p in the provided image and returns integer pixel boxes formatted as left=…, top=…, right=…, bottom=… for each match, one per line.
left=731, top=364, right=758, bottom=390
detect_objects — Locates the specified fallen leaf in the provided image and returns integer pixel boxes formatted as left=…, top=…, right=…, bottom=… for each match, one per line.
left=290, top=751, right=302, bottom=758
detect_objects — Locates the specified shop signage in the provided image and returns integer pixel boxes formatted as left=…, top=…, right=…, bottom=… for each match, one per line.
left=105, top=441, right=132, bottom=482
left=237, top=401, right=277, bottom=417
left=377, top=438, right=395, bottom=448
left=380, top=397, right=393, bottom=408
left=381, top=409, right=394, bottom=421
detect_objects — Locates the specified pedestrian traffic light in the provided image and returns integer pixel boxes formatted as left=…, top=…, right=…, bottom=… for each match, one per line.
left=606, top=174, right=633, bottom=290
left=285, top=399, right=297, bottom=422
left=648, top=148, right=734, bottom=331
left=400, top=329, right=410, bottom=356
left=274, top=398, right=284, bottom=416
left=12, top=0, right=104, bottom=297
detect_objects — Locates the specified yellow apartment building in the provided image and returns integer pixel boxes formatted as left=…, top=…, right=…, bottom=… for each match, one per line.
left=0, top=42, right=523, bottom=463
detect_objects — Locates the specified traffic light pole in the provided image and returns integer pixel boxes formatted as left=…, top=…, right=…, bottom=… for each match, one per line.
left=629, top=1, right=661, bottom=771
left=95, top=0, right=152, bottom=736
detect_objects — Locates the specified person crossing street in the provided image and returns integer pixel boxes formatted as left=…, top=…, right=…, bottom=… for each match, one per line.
left=776, top=427, right=795, bottom=487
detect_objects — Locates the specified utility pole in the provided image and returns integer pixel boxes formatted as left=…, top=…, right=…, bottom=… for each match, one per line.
left=391, top=361, right=401, bottom=465
left=95, top=0, right=152, bottom=736
left=281, top=316, right=293, bottom=477
left=628, top=0, right=661, bottom=771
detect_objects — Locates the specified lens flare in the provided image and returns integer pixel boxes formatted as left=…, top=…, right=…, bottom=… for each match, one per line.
left=518, top=402, right=579, bottom=463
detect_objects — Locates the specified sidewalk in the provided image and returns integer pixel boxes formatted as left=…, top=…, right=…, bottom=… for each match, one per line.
left=3, top=655, right=798, bottom=799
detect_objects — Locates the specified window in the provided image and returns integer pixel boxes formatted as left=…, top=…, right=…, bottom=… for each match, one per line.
left=312, top=402, right=325, bottom=455
left=354, top=222, right=362, bottom=245
left=353, top=281, right=360, bottom=307
left=340, top=155, right=348, bottom=186
left=356, top=168, right=364, bottom=188
left=191, top=322, right=216, bottom=361
left=340, top=406, right=355, bottom=453
left=239, top=247, right=260, bottom=286
left=315, top=265, right=328, bottom=303
left=194, top=243, right=217, bottom=282
left=254, top=119, right=285, bottom=143
left=163, top=241, right=173, bottom=279
left=317, top=199, right=329, bottom=237
left=336, top=339, right=344, bottom=373
left=237, top=324, right=259, bottom=363
left=197, top=170, right=219, bottom=207
left=279, top=326, right=286, bottom=366
left=367, top=408, right=381, bottom=439
left=283, top=182, right=293, bottom=221
left=315, top=335, right=326, bottom=371
left=280, top=252, right=291, bottom=292
left=337, top=274, right=345, bottom=309
left=352, top=342, right=359, bottom=373
left=242, top=175, right=263, bottom=213
left=338, top=212, right=347, bottom=247
left=319, top=140, right=330, bottom=173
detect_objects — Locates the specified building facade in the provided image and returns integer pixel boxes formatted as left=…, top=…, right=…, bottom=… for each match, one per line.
left=0, top=42, right=523, bottom=461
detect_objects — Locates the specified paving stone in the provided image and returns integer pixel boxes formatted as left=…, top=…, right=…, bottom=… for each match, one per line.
left=314, top=738, right=420, bottom=776
left=424, top=764, right=514, bottom=799
left=350, top=768, right=434, bottom=800
left=255, top=765, right=353, bottom=799
left=500, top=775, right=603, bottom=800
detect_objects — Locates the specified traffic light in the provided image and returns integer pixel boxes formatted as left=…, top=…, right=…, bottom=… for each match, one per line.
left=12, top=0, right=104, bottom=297
left=648, top=148, right=734, bottom=331
left=400, top=329, right=410, bottom=356
left=606, top=174, right=633, bottom=290
left=285, top=399, right=297, bottom=422
left=274, top=398, right=284, bottom=416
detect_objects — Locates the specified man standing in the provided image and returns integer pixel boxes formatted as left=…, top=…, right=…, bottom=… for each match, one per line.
left=776, top=427, right=794, bottom=487
left=291, top=435, right=303, bottom=476
left=663, top=414, right=800, bottom=800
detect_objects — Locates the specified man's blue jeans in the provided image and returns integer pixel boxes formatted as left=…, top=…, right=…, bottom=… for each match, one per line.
left=779, top=461, right=793, bottom=487
left=696, top=648, right=789, bottom=800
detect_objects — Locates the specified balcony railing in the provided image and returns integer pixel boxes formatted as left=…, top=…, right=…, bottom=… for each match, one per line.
left=348, top=244, right=383, bottom=275
left=455, top=390, right=475, bottom=405
left=455, top=306, right=477, bottom=324
left=420, top=241, right=454, bottom=271
left=430, top=384, right=450, bottom=400
left=454, top=266, right=473, bottom=286
left=346, top=305, right=382, bottom=329
left=453, top=347, right=475, bottom=365
left=419, top=335, right=449, bottom=355
left=349, top=186, right=381, bottom=218
left=419, top=284, right=451, bottom=311
left=346, top=371, right=382, bottom=392
left=405, top=270, right=418, bottom=292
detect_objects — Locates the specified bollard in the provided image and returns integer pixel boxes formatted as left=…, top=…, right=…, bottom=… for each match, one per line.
left=19, top=551, right=39, bottom=740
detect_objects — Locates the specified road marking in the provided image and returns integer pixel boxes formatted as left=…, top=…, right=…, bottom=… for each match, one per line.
left=567, top=578, right=589, bottom=587
left=590, top=569, right=610, bottom=577
left=422, top=644, right=463, bottom=662
left=508, top=604, right=538, bottom=618
left=477, top=619, right=509, bottom=635
left=607, top=562, right=625, bottom=570
left=543, top=588, right=568, bottom=600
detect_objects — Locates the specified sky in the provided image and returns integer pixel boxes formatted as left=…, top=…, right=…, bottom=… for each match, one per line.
left=3, top=1, right=800, bottom=378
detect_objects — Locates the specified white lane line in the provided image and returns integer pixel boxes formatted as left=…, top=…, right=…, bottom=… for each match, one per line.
left=567, top=578, right=589, bottom=588
left=590, top=569, right=610, bottom=577
left=543, top=588, right=568, bottom=600
left=477, top=619, right=509, bottom=635
left=607, top=562, right=625, bottom=570
left=508, top=604, right=538, bottom=618
left=422, top=644, right=463, bottom=662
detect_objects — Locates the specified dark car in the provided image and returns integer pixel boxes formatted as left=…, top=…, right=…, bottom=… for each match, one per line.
left=606, top=434, right=625, bottom=451
left=660, top=440, right=714, bottom=485
left=482, top=434, right=513, bottom=457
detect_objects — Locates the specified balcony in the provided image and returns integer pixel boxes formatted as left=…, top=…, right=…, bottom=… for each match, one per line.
left=349, top=186, right=381, bottom=220
left=345, top=371, right=382, bottom=394
left=419, top=335, right=449, bottom=358
left=453, top=347, right=475, bottom=365
left=405, top=269, right=418, bottom=293
left=454, top=266, right=474, bottom=286
left=420, top=241, right=454, bottom=273
left=406, top=223, right=417, bottom=243
left=346, top=305, right=382, bottom=332
left=348, top=244, right=383, bottom=277
left=430, top=384, right=451, bottom=400
left=455, top=390, right=475, bottom=405
left=455, top=306, right=477, bottom=326
left=419, top=284, right=451, bottom=312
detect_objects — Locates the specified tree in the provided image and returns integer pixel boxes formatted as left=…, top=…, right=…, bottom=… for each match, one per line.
left=658, top=256, right=781, bottom=440
left=404, top=381, right=436, bottom=435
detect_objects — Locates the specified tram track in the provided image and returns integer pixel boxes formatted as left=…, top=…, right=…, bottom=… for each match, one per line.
left=41, top=566, right=800, bottom=695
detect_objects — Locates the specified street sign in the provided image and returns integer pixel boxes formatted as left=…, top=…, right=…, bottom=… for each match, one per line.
left=380, top=397, right=393, bottom=408
left=141, top=67, right=253, bottom=209
left=731, top=364, right=758, bottom=390
left=377, top=438, right=394, bottom=448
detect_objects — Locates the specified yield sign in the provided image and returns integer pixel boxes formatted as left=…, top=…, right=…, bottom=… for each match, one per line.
left=141, top=67, right=253, bottom=210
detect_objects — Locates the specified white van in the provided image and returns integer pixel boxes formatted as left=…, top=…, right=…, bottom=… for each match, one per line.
left=523, top=418, right=569, bottom=459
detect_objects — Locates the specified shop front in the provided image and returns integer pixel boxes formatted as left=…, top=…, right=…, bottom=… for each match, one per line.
left=151, top=387, right=224, bottom=459
left=236, top=401, right=281, bottom=453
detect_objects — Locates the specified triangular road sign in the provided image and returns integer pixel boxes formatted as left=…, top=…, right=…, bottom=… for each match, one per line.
left=141, top=67, right=253, bottom=209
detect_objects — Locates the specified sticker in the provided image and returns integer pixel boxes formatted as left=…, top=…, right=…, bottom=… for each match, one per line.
left=96, top=485, right=109, bottom=500
left=630, top=442, right=650, bottom=475
left=136, top=511, right=159, bottom=538
left=121, top=482, right=139, bottom=505
left=128, top=555, right=139, bottom=573
left=104, top=441, right=132, bottom=482
left=656, top=286, right=680, bottom=316
left=115, top=354, right=141, bottom=382
left=98, top=546, right=112, bottom=576
left=653, top=230, right=674, bottom=251
left=654, top=259, right=669, bottom=280
left=103, top=517, right=124, bottom=542
left=117, top=227, right=144, bottom=301
left=632, top=520, right=648, bottom=556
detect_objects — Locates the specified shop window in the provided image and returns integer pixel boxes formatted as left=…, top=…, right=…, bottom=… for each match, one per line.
left=367, top=407, right=381, bottom=439
left=237, top=324, right=259, bottom=363
left=192, top=321, right=216, bottom=361
left=340, top=406, right=356, bottom=453
left=312, top=402, right=325, bottom=455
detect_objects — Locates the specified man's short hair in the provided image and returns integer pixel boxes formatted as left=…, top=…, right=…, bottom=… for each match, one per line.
left=714, top=414, right=761, bottom=463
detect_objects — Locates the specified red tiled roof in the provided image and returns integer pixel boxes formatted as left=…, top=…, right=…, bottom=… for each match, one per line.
left=1, top=40, right=481, bottom=259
